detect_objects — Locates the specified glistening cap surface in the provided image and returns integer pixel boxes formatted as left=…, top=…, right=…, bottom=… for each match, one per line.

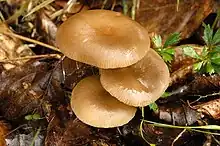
left=70, top=76, right=137, bottom=128
left=56, top=10, right=150, bottom=69
left=100, top=49, right=170, bottom=107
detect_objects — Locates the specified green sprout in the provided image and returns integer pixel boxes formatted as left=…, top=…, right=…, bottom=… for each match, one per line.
left=183, top=23, right=220, bottom=74
left=25, top=113, right=42, bottom=121
left=152, top=32, right=181, bottom=63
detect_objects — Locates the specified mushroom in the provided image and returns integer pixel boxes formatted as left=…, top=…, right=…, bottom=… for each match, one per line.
left=56, top=9, right=150, bottom=69
left=100, top=49, right=170, bottom=107
left=70, top=75, right=137, bottom=128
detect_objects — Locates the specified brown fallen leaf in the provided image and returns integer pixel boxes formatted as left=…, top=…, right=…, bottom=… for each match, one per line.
left=0, top=24, right=34, bottom=70
left=136, top=0, right=213, bottom=40
left=36, top=10, right=57, bottom=46
left=154, top=103, right=201, bottom=126
left=0, top=60, right=50, bottom=119
left=0, top=121, right=9, bottom=146
left=194, top=98, right=220, bottom=119
left=45, top=117, right=123, bottom=146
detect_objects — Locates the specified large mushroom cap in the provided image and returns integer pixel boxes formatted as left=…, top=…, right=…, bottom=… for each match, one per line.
left=100, top=49, right=170, bottom=107
left=71, top=76, right=137, bottom=128
left=56, top=10, right=150, bottom=69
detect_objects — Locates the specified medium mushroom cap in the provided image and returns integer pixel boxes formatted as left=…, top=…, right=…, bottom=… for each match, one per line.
left=70, top=76, right=137, bottom=128
left=100, top=49, right=170, bottom=107
left=56, top=10, right=150, bottom=69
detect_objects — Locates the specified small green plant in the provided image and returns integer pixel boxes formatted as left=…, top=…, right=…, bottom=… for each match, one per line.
left=183, top=23, right=220, bottom=74
left=25, top=113, right=41, bottom=121
left=152, top=32, right=181, bottom=63
left=148, top=102, right=159, bottom=112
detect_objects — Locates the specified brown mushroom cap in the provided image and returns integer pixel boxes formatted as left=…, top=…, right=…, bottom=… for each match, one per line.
left=70, top=75, right=137, bottom=128
left=100, top=49, right=170, bottom=107
left=56, top=10, right=150, bottom=69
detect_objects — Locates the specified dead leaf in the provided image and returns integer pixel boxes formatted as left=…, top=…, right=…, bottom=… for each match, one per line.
left=136, top=0, right=213, bottom=40
left=0, top=24, right=34, bottom=70
left=0, top=60, right=50, bottom=119
left=195, top=98, right=220, bottom=119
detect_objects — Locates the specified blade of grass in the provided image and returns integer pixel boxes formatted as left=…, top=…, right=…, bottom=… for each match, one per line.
left=30, top=126, right=41, bottom=146
left=143, top=120, right=220, bottom=131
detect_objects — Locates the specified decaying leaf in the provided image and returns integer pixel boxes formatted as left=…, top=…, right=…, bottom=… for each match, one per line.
left=0, top=60, right=50, bottom=119
left=36, top=10, right=57, bottom=46
left=0, top=121, right=9, bottom=146
left=154, top=103, right=201, bottom=126
left=136, top=0, right=213, bottom=40
left=45, top=117, right=124, bottom=146
left=194, top=98, right=220, bottom=119
left=0, top=24, right=34, bottom=70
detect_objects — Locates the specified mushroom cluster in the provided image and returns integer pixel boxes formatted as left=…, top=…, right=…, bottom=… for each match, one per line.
left=56, top=10, right=170, bottom=128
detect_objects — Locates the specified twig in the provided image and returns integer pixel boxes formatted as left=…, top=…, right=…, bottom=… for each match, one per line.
left=190, top=92, right=220, bottom=104
left=2, top=31, right=60, bottom=52
left=4, top=124, right=28, bottom=137
left=0, top=54, right=61, bottom=63
left=171, top=129, right=186, bottom=146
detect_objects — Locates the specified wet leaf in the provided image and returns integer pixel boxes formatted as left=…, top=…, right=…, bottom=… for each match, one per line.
left=149, top=102, right=158, bottom=112
left=0, top=59, right=66, bottom=120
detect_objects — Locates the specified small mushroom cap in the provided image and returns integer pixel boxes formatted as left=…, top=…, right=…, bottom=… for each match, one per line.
left=56, top=10, right=150, bottom=69
left=70, top=76, right=137, bottom=128
left=100, top=49, right=170, bottom=107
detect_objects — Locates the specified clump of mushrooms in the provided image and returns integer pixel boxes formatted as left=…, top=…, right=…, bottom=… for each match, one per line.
left=56, top=9, right=170, bottom=128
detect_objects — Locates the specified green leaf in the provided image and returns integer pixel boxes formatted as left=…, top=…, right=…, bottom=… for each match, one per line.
left=193, top=61, right=203, bottom=71
left=183, top=46, right=201, bottom=59
left=206, top=61, right=215, bottom=74
left=25, top=115, right=33, bottom=120
left=213, top=46, right=220, bottom=52
left=212, top=64, right=220, bottom=74
left=212, top=29, right=220, bottom=45
left=161, top=92, right=171, bottom=98
left=202, top=23, right=213, bottom=46
left=149, top=102, right=159, bottom=112
left=164, top=32, right=181, bottom=48
left=32, top=113, right=41, bottom=120
left=152, top=34, right=162, bottom=48
left=201, top=46, right=209, bottom=57
left=163, top=48, right=175, bottom=55
left=160, top=52, right=173, bottom=63
left=211, top=53, right=220, bottom=65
